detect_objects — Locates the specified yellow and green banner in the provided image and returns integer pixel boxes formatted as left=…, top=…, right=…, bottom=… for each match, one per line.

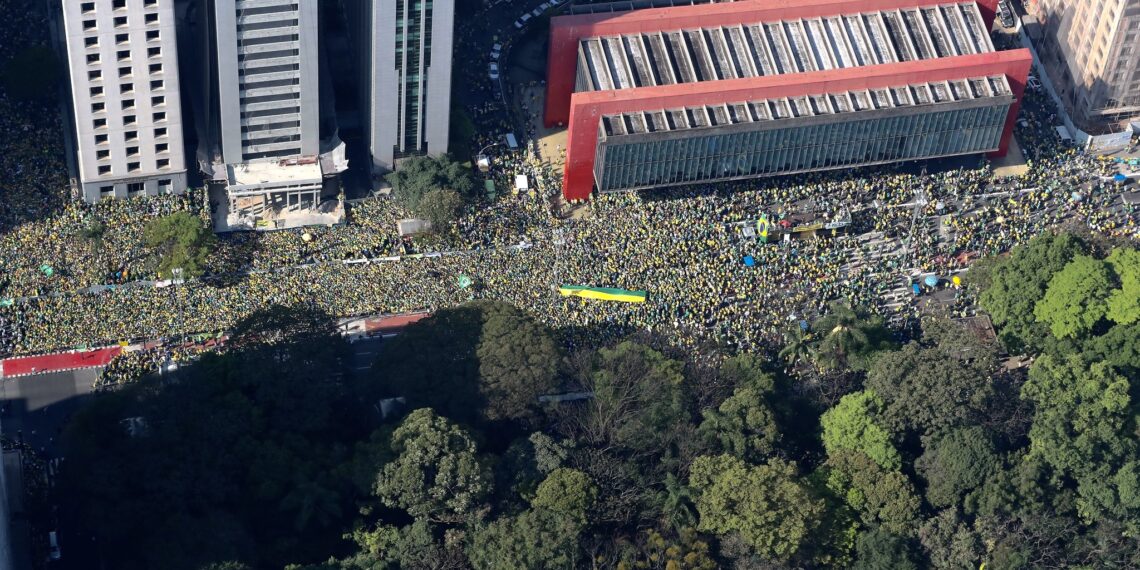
left=559, top=285, right=647, bottom=303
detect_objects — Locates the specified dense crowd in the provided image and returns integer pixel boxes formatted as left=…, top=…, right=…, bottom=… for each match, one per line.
left=1, top=2, right=1137, bottom=359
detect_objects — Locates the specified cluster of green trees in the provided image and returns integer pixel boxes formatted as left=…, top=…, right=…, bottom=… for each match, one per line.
left=384, top=155, right=475, bottom=231
left=58, top=233, right=1140, bottom=569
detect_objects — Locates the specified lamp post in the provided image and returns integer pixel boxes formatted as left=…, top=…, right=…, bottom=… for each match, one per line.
left=172, top=267, right=185, bottom=349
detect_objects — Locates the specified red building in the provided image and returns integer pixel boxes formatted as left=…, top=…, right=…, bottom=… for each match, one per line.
left=544, top=0, right=1032, bottom=201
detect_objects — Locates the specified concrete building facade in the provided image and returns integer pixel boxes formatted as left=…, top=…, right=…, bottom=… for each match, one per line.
left=544, top=0, right=1032, bottom=201
left=212, top=0, right=320, bottom=162
left=1035, top=0, right=1140, bottom=132
left=361, top=0, right=455, bottom=172
left=61, top=0, right=188, bottom=202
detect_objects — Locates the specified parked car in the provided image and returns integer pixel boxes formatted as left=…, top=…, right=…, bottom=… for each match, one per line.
left=999, top=1, right=1016, bottom=27
left=489, top=62, right=500, bottom=80
left=1027, top=75, right=1042, bottom=91
left=514, top=13, right=531, bottom=29
left=531, top=6, right=543, bottom=17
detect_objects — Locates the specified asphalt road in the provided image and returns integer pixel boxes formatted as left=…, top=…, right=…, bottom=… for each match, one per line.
left=1, top=369, right=98, bottom=459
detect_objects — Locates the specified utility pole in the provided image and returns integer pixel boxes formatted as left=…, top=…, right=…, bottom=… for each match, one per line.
left=172, top=267, right=185, bottom=349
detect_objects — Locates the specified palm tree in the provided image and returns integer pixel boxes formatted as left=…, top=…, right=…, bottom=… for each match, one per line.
left=778, top=326, right=816, bottom=371
left=657, top=473, right=697, bottom=531
left=812, top=302, right=871, bottom=371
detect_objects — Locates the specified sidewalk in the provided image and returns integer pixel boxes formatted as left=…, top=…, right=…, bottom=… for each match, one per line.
left=0, top=347, right=122, bottom=380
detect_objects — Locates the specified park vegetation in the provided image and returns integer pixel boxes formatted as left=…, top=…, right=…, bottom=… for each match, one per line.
left=56, top=231, right=1140, bottom=569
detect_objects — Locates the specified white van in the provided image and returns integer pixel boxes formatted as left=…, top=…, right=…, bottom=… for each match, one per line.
left=48, top=531, right=62, bottom=561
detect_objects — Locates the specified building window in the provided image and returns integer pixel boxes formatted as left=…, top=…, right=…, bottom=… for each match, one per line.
left=149, top=63, right=162, bottom=74
left=127, top=162, right=140, bottom=172
left=123, top=115, right=137, bottom=125
left=151, top=95, right=165, bottom=106
left=86, top=53, right=100, bottom=64
left=120, top=82, right=133, bottom=94
left=90, top=86, right=103, bottom=96
left=150, top=79, right=164, bottom=90
left=156, top=158, right=169, bottom=169
left=100, top=186, right=114, bottom=195
left=94, top=133, right=108, bottom=144
left=113, top=0, right=126, bottom=8
left=145, top=0, right=159, bottom=6
left=157, top=178, right=172, bottom=192
left=93, top=118, right=107, bottom=128
left=147, top=31, right=160, bottom=42
left=83, top=20, right=96, bottom=31
left=156, top=143, right=169, bottom=153
left=88, top=70, right=101, bottom=80
left=116, top=33, right=129, bottom=44
left=125, top=130, right=138, bottom=141
left=118, top=66, right=131, bottom=78
left=155, top=127, right=167, bottom=137
left=113, top=16, right=127, bottom=28
left=84, top=36, right=98, bottom=47
left=126, top=146, right=139, bottom=156
left=117, top=49, right=129, bottom=61
left=145, top=13, right=159, bottom=25
left=122, top=98, right=135, bottom=110
left=153, top=111, right=166, bottom=122
left=147, top=47, right=161, bottom=58
left=98, top=165, right=111, bottom=175
left=96, top=149, right=110, bottom=160
left=81, top=2, right=95, bottom=12
left=127, top=182, right=145, bottom=194
left=91, top=102, right=105, bottom=113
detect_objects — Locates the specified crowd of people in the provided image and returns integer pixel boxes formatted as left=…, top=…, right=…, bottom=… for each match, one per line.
left=1, top=1, right=1137, bottom=360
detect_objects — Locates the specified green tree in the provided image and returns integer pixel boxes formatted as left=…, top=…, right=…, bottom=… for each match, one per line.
left=915, top=427, right=1001, bottom=509
left=375, top=408, right=491, bottom=522
left=811, top=303, right=890, bottom=371
left=851, top=528, right=922, bottom=570
left=778, top=326, right=817, bottom=369
left=689, top=454, right=824, bottom=561
left=824, top=451, right=921, bottom=536
left=369, top=301, right=560, bottom=424
left=1106, top=247, right=1140, bottom=325
left=417, top=188, right=465, bottom=232
left=58, top=307, right=361, bottom=570
left=916, top=509, right=984, bottom=570
left=466, top=509, right=582, bottom=570
left=342, top=519, right=466, bottom=570
left=1021, top=354, right=1138, bottom=523
left=531, top=468, right=597, bottom=525
left=569, top=341, right=687, bottom=454
left=977, top=232, right=1087, bottom=352
left=1, top=46, right=61, bottom=100
left=865, top=340, right=995, bottom=438
left=698, top=374, right=779, bottom=463
left=820, top=391, right=902, bottom=471
left=476, top=301, right=561, bottom=422
left=143, top=211, right=216, bottom=279
left=618, top=527, right=717, bottom=570
left=1033, top=255, right=1115, bottom=340
left=385, top=154, right=475, bottom=213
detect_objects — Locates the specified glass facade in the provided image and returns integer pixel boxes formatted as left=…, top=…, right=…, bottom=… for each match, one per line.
left=595, top=103, right=1011, bottom=191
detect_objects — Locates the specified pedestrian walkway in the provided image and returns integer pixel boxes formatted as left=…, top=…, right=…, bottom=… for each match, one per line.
left=0, top=347, right=121, bottom=379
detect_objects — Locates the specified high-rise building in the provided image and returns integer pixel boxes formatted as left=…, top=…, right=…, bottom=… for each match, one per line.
left=206, top=0, right=342, bottom=230
left=358, top=0, right=455, bottom=172
left=1036, top=0, right=1140, bottom=131
left=213, top=0, right=320, bottom=162
left=60, top=0, right=188, bottom=202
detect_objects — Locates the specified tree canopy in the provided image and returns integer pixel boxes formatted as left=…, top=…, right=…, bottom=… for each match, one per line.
left=1033, top=255, right=1115, bottom=340
left=820, top=391, right=901, bottom=471
left=385, top=155, right=475, bottom=214
left=143, top=211, right=216, bottom=279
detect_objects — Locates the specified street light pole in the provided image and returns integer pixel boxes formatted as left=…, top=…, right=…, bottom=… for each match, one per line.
left=172, top=267, right=185, bottom=349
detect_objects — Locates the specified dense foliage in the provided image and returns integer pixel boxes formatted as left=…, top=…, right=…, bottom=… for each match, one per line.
left=57, top=234, right=1140, bottom=569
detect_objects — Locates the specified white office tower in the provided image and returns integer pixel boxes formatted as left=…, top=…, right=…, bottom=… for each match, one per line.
left=364, top=0, right=455, bottom=172
left=61, top=0, right=188, bottom=202
left=210, top=0, right=343, bottom=230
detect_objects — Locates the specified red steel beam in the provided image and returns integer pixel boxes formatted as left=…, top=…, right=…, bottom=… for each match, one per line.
left=545, top=0, right=1000, bottom=127
left=560, top=48, right=1032, bottom=201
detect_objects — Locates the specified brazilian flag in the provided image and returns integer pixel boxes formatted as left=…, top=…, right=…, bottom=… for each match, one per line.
left=756, top=215, right=770, bottom=243
left=559, top=285, right=647, bottom=303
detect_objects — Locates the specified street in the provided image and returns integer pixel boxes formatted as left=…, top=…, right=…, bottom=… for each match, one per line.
left=1, top=369, right=97, bottom=460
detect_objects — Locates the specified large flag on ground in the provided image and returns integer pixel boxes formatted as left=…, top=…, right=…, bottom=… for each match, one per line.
left=559, top=285, right=647, bottom=303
